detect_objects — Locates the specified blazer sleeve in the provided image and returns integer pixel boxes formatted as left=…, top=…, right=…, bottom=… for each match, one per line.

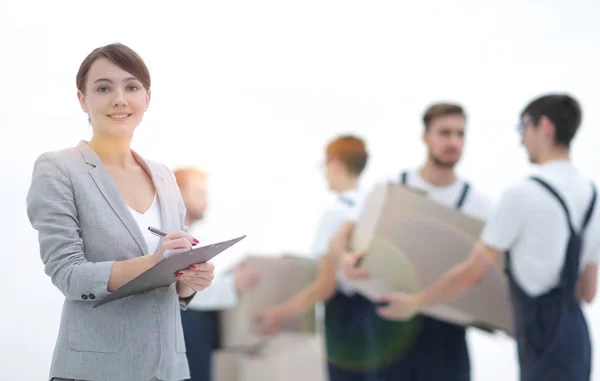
left=26, top=152, right=115, bottom=302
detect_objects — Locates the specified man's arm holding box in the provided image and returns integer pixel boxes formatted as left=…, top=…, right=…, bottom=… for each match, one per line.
left=256, top=206, right=357, bottom=335
left=374, top=185, right=523, bottom=320
left=375, top=242, right=502, bottom=320
left=577, top=264, right=597, bottom=303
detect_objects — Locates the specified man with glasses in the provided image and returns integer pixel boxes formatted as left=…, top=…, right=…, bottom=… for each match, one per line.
left=376, top=93, right=600, bottom=381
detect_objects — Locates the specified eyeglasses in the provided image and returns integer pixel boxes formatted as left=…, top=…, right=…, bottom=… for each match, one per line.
left=516, top=121, right=526, bottom=136
left=516, top=119, right=533, bottom=136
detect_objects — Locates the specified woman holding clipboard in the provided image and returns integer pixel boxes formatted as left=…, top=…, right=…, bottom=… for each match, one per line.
left=26, top=43, right=215, bottom=381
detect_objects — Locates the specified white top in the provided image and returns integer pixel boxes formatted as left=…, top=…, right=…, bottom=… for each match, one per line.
left=348, top=169, right=495, bottom=223
left=127, top=194, right=162, bottom=254
left=481, top=160, right=600, bottom=297
left=309, top=188, right=365, bottom=260
left=127, top=195, right=239, bottom=311
left=309, top=188, right=363, bottom=328
left=339, top=169, right=495, bottom=295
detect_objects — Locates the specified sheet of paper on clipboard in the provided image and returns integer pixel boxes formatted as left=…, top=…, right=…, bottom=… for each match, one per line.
left=93, top=235, right=247, bottom=308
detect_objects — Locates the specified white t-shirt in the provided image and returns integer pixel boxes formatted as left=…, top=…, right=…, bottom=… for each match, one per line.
left=127, top=194, right=162, bottom=254
left=348, top=169, right=494, bottom=223
left=309, top=187, right=364, bottom=259
left=307, top=188, right=364, bottom=328
left=481, top=160, right=600, bottom=297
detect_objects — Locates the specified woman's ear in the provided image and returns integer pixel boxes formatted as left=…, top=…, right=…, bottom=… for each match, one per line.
left=145, top=89, right=152, bottom=111
left=77, top=90, right=88, bottom=113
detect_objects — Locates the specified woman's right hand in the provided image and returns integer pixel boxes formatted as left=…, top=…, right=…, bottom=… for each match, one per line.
left=150, top=231, right=199, bottom=265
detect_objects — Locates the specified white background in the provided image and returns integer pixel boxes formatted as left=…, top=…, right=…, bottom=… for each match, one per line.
left=1, top=1, right=599, bottom=380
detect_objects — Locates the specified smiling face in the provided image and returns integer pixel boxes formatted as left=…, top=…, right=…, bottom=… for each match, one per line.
left=77, top=57, right=151, bottom=139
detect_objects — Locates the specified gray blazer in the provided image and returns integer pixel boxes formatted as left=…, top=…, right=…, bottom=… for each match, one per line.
left=27, top=140, right=194, bottom=381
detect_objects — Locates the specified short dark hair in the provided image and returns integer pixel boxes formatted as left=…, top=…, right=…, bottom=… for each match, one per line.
left=76, top=43, right=151, bottom=94
left=326, top=135, right=368, bottom=176
left=521, top=93, right=582, bottom=147
left=422, top=102, right=466, bottom=130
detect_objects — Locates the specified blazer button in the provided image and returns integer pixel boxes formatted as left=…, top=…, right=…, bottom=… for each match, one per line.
left=89, top=293, right=96, bottom=300
left=81, top=294, right=88, bottom=300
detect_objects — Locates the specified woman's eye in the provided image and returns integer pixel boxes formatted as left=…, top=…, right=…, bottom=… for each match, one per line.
left=97, top=86, right=110, bottom=93
left=127, top=84, right=140, bottom=91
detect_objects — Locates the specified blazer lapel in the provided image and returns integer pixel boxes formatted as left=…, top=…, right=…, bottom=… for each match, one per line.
left=77, top=140, right=149, bottom=256
left=132, top=151, right=172, bottom=235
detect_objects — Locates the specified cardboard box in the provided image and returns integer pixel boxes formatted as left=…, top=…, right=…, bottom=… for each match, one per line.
left=213, top=333, right=326, bottom=381
left=237, top=333, right=326, bottom=381
left=348, top=183, right=514, bottom=336
left=219, top=255, right=319, bottom=349
left=212, top=350, right=243, bottom=381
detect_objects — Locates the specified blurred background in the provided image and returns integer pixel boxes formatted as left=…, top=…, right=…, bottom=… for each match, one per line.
left=1, top=0, right=599, bottom=380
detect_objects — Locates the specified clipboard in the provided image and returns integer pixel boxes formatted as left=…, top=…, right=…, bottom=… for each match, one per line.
left=93, top=235, right=247, bottom=308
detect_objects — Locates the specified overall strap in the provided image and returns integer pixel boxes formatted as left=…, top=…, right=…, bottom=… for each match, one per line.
left=400, top=170, right=470, bottom=210
left=529, top=177, right=575, bottom=232
left=528, top=177, right=597, bottom=234
left=455, top=182, right=470, bottom=210
left=400, top=171, right=408, bottom=185
left=529, top=176, right=597, bottom=291
left=582, top=184, right=597, bottom=231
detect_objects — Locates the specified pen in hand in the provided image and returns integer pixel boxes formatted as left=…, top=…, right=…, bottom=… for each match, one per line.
left=148, top=226, right=169, bottom=239
left=148, top=227, right=199, bottom=247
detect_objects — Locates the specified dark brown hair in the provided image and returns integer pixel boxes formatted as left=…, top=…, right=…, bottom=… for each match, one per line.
left=76, top=43, right=151, bottom=94
left=521, top=93, right=582, bottom=147
left=326, top=135, right=368, bottom=176
left=422, top=102, right=466, bottom=130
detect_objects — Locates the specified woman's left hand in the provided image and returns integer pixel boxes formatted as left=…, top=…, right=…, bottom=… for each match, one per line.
left=176, top=262, right=215, bottom=294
